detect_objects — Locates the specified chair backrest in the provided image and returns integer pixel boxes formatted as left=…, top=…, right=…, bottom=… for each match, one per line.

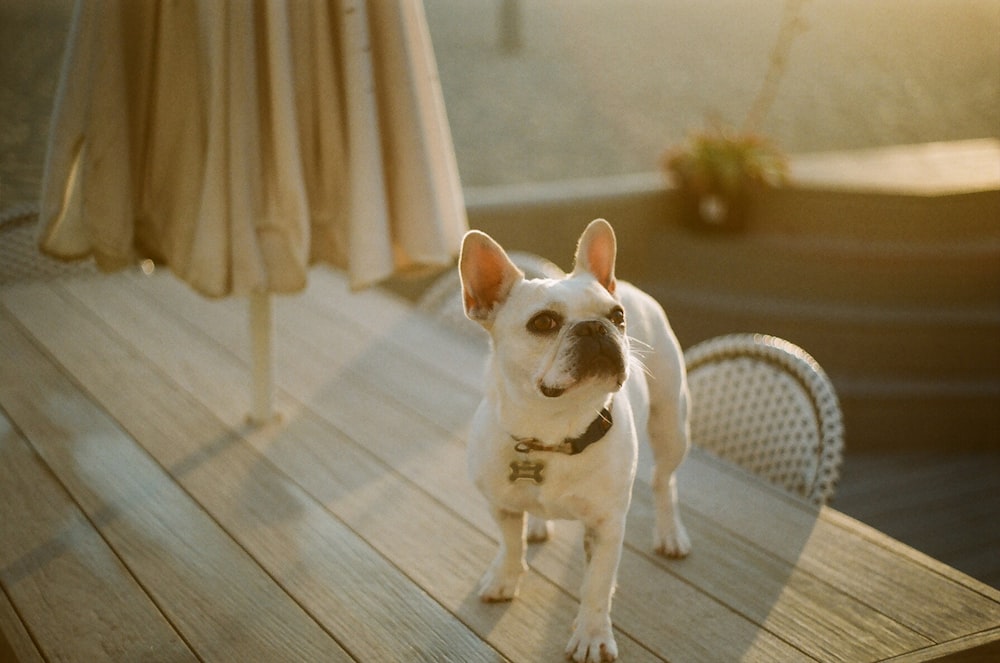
left=684, top=334, right=844, bottom=505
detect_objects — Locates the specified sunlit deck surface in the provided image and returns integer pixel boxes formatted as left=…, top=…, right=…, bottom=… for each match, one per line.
left=2, top=268, right=999, bottom=662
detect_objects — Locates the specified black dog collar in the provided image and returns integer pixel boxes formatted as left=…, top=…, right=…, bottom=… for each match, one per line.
left=512, top=403, right=614, bottom=456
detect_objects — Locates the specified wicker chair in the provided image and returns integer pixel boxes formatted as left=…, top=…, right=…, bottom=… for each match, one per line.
left=684, top=334, right=844, bottom=505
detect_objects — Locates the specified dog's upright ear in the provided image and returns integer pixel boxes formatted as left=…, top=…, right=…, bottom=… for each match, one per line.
left=459, top=230, right=524, bottom=326
left=573, top=219, right=617, bottom=295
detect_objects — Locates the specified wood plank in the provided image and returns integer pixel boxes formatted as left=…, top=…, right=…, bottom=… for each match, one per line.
left=292, top=270, right=1000, bottom=653
left=0, top=578, right=43, bottom=663
left=289, top=267, right=489, bottom=391
left=264, top=272, right=983, bottom=657
left=677, top=454, right=1000, bottom=641
left=882, top=626, right=1000, bottom=662
left=239, top=407, right=663, bottom=663
left=85, top=272, right=814, bottom=660
left=624, top=496, right=929, bottom=660
left=295, top=271, right=1000, bottom=608
left=57, top=274, right=672, bottom=660
left=0, top=413, right=195, bottom=662
left=1, top=281, right=500, bottom=662
left=286, top=272, right=1000, bottom=637
left=0, top=304, right=346, bottom=662
left=67, top=269, right=1000, bottom=659
left=109, top=271, right=837, bottom=661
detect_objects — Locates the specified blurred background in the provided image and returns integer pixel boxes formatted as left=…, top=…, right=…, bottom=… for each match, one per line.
left=4, top=0, right=998, bottom=199
left=424, top=0, right=998, bottom=186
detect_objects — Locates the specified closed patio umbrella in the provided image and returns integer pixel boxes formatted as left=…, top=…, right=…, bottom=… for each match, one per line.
left=37, top=0, right=467, bottom=423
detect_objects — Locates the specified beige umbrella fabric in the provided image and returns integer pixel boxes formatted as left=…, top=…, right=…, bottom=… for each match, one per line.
left=38, top=0, right=466, bottom=296
left=37, top=0, right=467, bottom=422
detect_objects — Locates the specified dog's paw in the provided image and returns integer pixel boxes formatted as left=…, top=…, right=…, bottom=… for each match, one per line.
left=477, top=558, right=525, bottom=602
left=477, top=572, right=521, bottom=602
left=525, top=515, right=552, bottom=543
left=654, top=521, right=692, bottom=559
left=565, top=616, right=617, bottom=662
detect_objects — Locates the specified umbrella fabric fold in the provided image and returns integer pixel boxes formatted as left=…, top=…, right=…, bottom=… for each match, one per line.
left=38, top=0, right=467, bottom=297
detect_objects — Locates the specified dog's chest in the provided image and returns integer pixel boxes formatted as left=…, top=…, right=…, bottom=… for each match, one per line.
left=468, top=418, right=636, bottom=522
left=475, top=449, right=576, bottom=519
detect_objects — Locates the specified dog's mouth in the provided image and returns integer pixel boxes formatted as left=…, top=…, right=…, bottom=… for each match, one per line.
left=537, top=322, right=628, bottom=399
left=538, top=369, right=625, bottom=399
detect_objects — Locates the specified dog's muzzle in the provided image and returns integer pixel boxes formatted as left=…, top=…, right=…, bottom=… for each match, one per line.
left=569, top=320, right=626, bottom=381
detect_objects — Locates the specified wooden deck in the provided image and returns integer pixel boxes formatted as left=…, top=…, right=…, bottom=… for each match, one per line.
left=2, top=268, right=999, bottom=662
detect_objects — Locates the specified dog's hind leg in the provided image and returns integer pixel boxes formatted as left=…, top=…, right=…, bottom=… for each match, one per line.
left=642, top=341, right=692, bottom=558
left=647, top=387, right=692, bottom=558
left=651, top=465, right=691, bottom=558
left=623, top=289, right=692, bottom=558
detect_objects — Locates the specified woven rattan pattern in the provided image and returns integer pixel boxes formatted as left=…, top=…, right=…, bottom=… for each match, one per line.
left=685, top=334, right=844, bottom=505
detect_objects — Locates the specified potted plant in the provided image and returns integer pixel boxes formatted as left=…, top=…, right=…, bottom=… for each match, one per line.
left=660, top=126, right=788, bottom=232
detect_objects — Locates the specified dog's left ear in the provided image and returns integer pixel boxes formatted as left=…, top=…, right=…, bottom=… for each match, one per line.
left=573, top=219, right=617, bottom=295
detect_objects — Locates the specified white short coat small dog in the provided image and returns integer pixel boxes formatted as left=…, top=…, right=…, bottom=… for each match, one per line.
left=460, top=219, right=691, bottom=663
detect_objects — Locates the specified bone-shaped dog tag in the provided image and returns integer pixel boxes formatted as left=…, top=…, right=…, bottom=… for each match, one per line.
left=509, top=459, right=544, bottom=484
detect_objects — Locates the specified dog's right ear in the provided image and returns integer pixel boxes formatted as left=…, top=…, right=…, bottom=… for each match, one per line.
left=459, top=230, right=523, bottom=326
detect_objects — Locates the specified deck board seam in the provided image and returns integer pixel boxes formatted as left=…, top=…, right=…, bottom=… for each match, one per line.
left=0, top=299, right=206, bottom=662
left=289, top=278, right=1000, bottom=648
left=110, top=274, right=921, bottom=660
left=0, top=536, right=45, bottom=662
left=821, top=508, right=1000, bottom=605
left=41, top=281, right=499, bottom=662
left=17, top=271, right=997, bottom=659
left=71, top=278, right=667, bottom=661
left=40, top=282, right=357, bottom=656
left=266, top=288, right=955, bottom=636
left=96, top=272, right=815, bottom=660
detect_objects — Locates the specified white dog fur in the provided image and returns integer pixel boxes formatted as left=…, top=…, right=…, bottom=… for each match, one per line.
left=460, top=219, right=691, bottom=662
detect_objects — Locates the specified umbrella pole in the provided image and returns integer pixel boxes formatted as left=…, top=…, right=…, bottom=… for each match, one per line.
left=249, top=290, right=276, bottom=426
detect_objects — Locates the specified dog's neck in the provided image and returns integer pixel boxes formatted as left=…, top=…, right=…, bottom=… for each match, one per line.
left=488, top=372, right=616, bottom=447
left=513, top=403, right=613, bottom=455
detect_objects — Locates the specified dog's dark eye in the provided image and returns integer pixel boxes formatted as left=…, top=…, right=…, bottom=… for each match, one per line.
left=608, top=306, right=626, bottom=329
left=527, top=311, right=562, bottom=334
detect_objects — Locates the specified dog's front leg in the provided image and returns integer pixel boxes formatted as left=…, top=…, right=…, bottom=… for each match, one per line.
left=478, top=507, right=526, bottom=602
left=566, top=519, right=624, bottom=662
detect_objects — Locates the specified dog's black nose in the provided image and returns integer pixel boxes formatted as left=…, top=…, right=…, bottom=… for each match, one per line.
left=574, top=320, right=608, bottom=337
left=570, top=320, right=625, bottom=381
